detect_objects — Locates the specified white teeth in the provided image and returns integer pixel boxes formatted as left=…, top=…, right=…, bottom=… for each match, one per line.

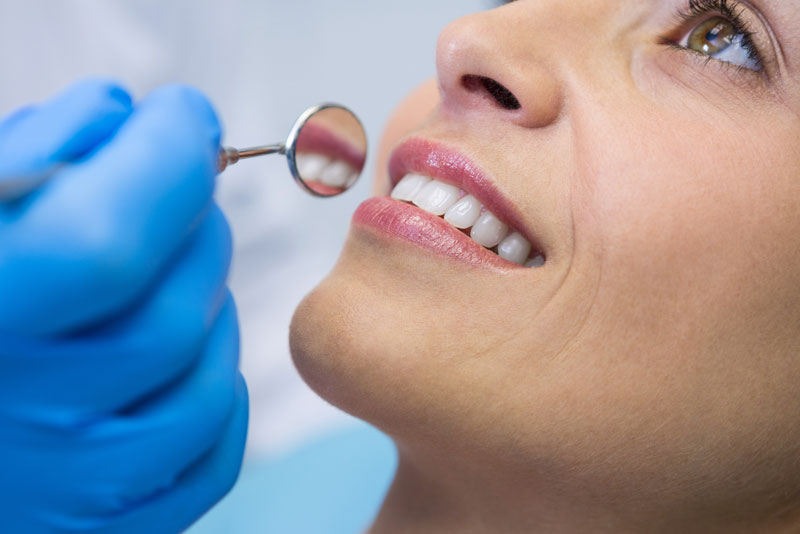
left=391, top=174, right=431, bottom=202
left=391, top=174, right=545, bottom=268
left=498, top=232, right=532, bottom=265
left=444, top=195, right=481, bottom=229
left=296, top=153, right=331, bottom=181
left=525, top=255, right=545, bottom=268
left=470, top=212, right=508, bottom=248
left=296, top=153, right=355, bottom=188
left=319, top=160, right=353, bottom=187
left=412, top=180, right=461, bottom=216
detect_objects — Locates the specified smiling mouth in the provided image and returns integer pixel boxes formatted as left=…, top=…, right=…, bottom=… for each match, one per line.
left=352, top=138, right=548, bottom=270
left=390, top=174, right=545, bottom=267
left=366, top=137, right=548, bottom=269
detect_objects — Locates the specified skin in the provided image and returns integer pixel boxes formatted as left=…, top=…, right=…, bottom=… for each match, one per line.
left=290, top=0, right=800, bottom=532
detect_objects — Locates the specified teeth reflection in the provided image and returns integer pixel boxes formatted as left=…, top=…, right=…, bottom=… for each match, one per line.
left=470, top=212, right=508, bottom=248
left=390, top=174, right=545, bottom=268
left=412, top=181, right=461, bottom=216
left=319, top=160, right=353, bottom=187
left=444, top=195, right=481, bottom=229
left=296, top=153, right=331, bottom=181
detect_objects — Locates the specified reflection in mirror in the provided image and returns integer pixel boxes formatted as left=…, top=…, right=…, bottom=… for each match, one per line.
left=293, top=107, right=367, bottom=197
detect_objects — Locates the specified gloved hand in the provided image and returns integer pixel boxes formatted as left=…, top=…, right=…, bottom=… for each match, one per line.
left=0, top=79, right=249, bottom=533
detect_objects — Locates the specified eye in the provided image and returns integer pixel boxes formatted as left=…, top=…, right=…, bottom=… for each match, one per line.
left=677, top=15, right=761, bottom=71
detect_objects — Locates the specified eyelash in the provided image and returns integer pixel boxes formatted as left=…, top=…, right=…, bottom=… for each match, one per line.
left=669, top=0, right=764, bottom=72
left=496, top=0, right=765, bottom=73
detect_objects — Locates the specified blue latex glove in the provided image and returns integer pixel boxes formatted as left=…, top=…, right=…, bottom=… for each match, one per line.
left=0, top=79, right=249, bottom=533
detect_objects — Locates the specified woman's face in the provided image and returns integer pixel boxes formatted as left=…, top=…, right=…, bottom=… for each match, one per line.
left=292, top=0, right=800, bottom=528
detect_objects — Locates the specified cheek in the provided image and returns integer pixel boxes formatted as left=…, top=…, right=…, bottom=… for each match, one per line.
left=521, top=102, right=800, bottom=506
left=572, top=99, right=800, bottom=408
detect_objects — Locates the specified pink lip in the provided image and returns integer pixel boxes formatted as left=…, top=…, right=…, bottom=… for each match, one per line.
left=351, top=137, right=542, bottom=269
left=295, top=122, right=366, bottom=171
left=353, top=197, right=515, bottom=269
left=387, top=138, right=541, bottom=254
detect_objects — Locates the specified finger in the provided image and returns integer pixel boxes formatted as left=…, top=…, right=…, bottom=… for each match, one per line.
left=0, top=78, right=132, bottom=201
left=4, top=294, right=241, bottom=525
left=0, top=84, right=222, bottom=336
left=0, top=205, right=232, bottom=416
left=87, top=294, right=242, bottom=502
left=96, top=374, right=249, bottom=534
left=5, top=373, right=249, bottom=534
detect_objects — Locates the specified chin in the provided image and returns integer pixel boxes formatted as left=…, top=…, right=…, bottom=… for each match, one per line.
left=289, top=231, right=423, bottom=432
left=289, top=272, right=374, bottom=421
left=289, top=223, right=512, bottom=439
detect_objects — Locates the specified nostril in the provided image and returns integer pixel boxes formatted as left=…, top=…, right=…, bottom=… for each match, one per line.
left=461, top=75, right=521, bottom=111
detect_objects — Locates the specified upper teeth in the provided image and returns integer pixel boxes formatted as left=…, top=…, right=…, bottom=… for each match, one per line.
left=296, top=153, right=358, bottom=188
left=390, top=174, right=544, bottom=268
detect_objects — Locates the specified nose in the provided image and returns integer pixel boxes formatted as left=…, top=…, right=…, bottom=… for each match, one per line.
left=435, top=9, right=562, bottom=129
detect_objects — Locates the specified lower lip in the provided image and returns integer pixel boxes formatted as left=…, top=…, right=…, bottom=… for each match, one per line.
left=352, top=197, right=518, bottom=270
left=298, top=177, right=343, bottom=196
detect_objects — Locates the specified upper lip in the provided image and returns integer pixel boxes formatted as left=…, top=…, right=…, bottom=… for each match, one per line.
left=387, top=137, right=545, bottom=257
left=296, top=122, right=367, bottom=171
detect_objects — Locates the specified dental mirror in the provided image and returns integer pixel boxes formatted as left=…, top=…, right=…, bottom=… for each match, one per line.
left=218, top=104, right=367, bottom=197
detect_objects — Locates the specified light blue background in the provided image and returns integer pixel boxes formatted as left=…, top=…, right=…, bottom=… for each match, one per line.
left=188, top=423, right=396, bottom=534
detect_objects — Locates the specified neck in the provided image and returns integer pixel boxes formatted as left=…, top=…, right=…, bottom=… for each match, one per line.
left=368, top=446, right=611, bottom=534
left=368, top=445, right=800, bottom=534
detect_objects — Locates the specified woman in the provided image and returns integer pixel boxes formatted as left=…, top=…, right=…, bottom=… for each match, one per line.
left=290, top=0, right=800, bottom=532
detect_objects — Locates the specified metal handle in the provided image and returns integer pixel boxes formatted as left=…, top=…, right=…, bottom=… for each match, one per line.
left=218, top=143, right=285, bottom=173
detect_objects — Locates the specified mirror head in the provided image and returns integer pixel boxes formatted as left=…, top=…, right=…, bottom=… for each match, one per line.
left=287, top=104, right=367, bottom=197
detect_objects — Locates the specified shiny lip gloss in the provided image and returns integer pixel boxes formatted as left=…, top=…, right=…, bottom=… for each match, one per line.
left=352, top=137, right=541, bottom=270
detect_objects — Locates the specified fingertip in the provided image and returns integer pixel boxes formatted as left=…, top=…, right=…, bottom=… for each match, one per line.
left=0, top=78, right=133, bottom=162
left=48, top=79, right=133, bottom=160
left=52, top=79, right=133, bottom=130
left=64, top=77, right=133, bottom=110
left=140, top=84, right=222, bottom=149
